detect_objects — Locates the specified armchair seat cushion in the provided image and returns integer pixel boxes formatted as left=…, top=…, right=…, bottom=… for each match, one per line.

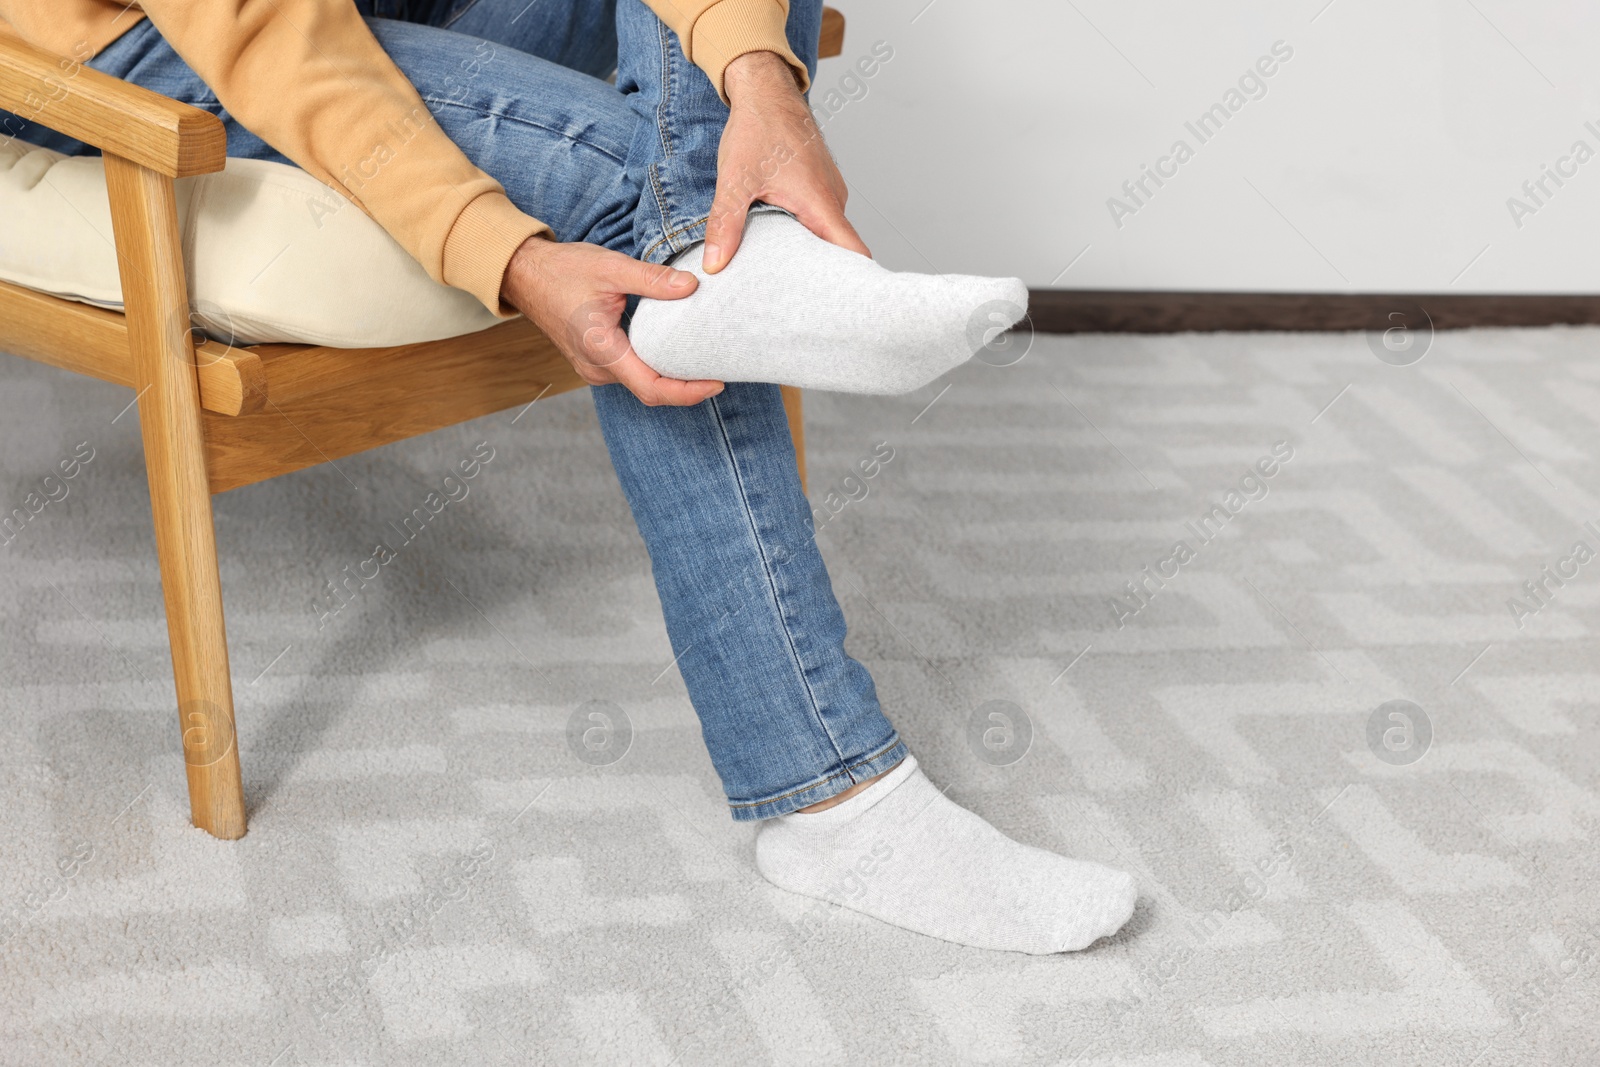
left=0, top=142, right=503, bottom=348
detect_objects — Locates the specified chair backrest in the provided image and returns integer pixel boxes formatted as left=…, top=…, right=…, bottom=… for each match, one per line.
left=0, top=31, right=225, bottom=176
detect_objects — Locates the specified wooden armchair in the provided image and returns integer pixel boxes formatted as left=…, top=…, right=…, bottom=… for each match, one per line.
left=0, top=11, right=840, bottom=839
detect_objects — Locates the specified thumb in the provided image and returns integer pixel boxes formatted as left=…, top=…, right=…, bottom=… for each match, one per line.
left=703, top=197, right=751, bottom=274
left=611, top=257, right=699, bottom=300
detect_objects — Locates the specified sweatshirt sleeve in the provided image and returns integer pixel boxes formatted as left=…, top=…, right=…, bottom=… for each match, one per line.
left=135, top=0, right=546, bottom=317
left=130, top=0, right=806, bottom=315
left=645, top=0, right=808, bottom=102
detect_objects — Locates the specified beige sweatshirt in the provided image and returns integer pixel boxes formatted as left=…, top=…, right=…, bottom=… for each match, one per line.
left=0, top=1, right=804, bottom=315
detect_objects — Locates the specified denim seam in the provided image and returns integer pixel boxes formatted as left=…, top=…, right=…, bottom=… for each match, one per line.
left=646, top=165, right=676, bottom=256
left=654, top=19, right=676, bottom=161
left=439, top=0, right=484, bottom=30
left=429, top=100, right=628, bottom=164
left=706, top=393, right=850, bottom=772
left=726, top=735, right=905, bottom=810
left=642, top=19, right=680, bottom=257
left=639, top=213, right=707, bottom=263
left=640, top=203, right=789, bottom=263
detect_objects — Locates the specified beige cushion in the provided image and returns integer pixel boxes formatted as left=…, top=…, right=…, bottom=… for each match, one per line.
left=0, top=141, right=503, bottom=348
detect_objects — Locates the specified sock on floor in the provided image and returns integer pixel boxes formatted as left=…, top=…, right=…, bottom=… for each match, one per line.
left=628, top=212, right=1028, bottom=395
left=755, top=755, right=1137, bottom=954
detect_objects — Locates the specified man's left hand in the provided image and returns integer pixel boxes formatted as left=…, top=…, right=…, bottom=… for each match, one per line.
left=703, top=50, right=870, bottom=273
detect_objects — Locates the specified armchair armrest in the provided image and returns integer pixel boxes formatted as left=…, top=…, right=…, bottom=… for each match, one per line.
left=0, top=32, right=223, bottom=177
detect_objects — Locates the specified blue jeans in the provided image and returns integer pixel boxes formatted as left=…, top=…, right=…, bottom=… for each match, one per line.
left=8, top=0, right=905, bottom=819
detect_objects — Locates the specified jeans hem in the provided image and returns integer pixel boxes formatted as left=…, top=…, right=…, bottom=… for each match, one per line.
left=639, top=203, right=793, bottom=264
left=726, top=735, right=909, bottom=822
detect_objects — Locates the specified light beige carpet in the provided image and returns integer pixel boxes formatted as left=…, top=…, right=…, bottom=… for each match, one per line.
left=2, top=327, right=1597, bottom=1065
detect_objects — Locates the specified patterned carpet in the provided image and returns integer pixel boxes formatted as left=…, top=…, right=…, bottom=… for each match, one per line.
left=2, top=326, right=1597, bottom=1065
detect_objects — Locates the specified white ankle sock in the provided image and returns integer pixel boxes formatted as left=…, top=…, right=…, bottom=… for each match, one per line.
left=628, top=213, right=1028, bottom=395
left=755, top=755, right=1137, bottom=954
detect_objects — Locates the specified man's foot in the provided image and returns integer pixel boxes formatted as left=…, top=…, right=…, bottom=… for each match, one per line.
left=628, top=213, right=1028, bottom=395
left=754, top=755, right=1137, bottom=953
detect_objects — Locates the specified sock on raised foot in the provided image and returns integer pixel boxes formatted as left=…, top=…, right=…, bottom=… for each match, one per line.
left=628, top=213, right=1028, bottom=395
left=754, top=755, right=1137, bottom=954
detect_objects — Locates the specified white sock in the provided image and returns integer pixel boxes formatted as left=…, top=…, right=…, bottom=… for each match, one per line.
left=628, top=213, right=1028, bottom=395
left=755, top=755, right=1137, bottom=954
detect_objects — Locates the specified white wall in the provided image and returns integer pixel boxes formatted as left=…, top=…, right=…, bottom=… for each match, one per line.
left=818, top=0, right=1600, bottom=292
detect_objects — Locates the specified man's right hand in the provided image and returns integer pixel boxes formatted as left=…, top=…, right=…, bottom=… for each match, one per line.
left=500, top=236, right=721, bottom=407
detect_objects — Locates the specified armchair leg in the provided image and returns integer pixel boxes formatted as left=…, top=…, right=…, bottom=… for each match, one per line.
left=781, top=385, right=807, bottom=492
left=106, top=155, right=246, bottom=839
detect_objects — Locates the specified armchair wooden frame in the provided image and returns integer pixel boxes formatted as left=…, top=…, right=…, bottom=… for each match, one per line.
left=0, top=10, right=840, bottom=839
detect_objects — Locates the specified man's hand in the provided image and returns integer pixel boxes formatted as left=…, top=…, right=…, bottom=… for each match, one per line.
left=703, top=50, right=870, bottom=274
left=501, top=236, right=720, bottom=407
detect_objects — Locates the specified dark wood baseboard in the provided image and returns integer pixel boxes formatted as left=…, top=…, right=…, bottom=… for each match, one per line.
left=1026, top=290, right=1600, bottom=334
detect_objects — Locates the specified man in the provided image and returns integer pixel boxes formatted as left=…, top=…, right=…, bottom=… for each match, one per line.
left=1, top=0, right=1136, bottom=953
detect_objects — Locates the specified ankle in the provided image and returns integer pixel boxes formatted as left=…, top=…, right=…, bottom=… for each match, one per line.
left=796, top=760, right=902, bottom=813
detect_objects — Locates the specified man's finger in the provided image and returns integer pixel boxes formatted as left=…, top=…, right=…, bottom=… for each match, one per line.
left=791, top=196, right=871, bottom=258
left=605, top=256, right=698, bottom=300
left=592, top=326, right=724, bottom=406
left=613, top=353, right=725, bottom=407
left=703, top=194, right=751, bottom=274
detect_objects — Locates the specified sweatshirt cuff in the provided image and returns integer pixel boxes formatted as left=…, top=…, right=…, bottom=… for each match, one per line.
left=687, top=0, right=809, bottom=103
left=440, top=190, right=552, bottom=318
